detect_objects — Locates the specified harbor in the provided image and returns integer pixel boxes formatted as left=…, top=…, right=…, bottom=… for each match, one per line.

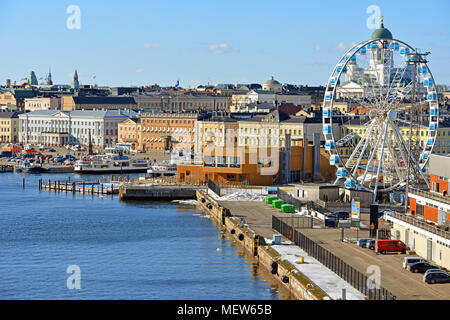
left=0, top=171, right=292, bottom=300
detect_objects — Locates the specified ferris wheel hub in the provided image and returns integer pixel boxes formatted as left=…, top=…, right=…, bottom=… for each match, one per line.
left=387, top=109, right=397, bottom=121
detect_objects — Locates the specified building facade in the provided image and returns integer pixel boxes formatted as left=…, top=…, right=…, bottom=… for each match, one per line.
left=61, top=96, right=137, bottom=111
left=140, top=112, right=205, bottom=153
left=0, top=111, right=21, bottom=143
left=18, top=109, right=137, bottom=149
left=24, top=97, right=61, bottom=111
left=118, top=118, right=141, bottom=150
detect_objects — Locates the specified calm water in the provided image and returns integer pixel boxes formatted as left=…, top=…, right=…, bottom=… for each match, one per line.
left=0, top=172, right=289, bottom=299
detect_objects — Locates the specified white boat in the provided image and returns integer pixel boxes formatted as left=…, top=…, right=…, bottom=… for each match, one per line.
left=74, top=147, right=151, bottom=174
left=18, top=161, right=43, bottom=173
left=146, top=161, right=177, bottom=177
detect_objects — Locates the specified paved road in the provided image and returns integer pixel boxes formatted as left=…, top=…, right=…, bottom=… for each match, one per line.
left=220, top=201, right=450, bottom=300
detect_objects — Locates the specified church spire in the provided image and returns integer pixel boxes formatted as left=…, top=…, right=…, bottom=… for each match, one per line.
left=47, top=67, right=53, bottom=85
left=72, top=69, right=79, bottom=90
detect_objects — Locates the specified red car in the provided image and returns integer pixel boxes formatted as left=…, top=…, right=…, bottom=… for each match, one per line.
left=375, top=240, right=408, bottom=254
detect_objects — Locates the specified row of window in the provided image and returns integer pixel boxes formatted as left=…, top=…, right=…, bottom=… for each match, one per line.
left=142, top=119, right=194, bottom=124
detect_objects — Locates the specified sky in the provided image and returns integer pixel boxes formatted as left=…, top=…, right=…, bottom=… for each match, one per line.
left=0, top=0, right=449, bottom=88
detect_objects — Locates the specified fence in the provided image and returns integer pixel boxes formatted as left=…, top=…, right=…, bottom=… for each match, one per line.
left=272, top=216, right=396, bottom=300
left=385, top=211, right=450, bottom=240
left=272, top=215, right=313, bottom=232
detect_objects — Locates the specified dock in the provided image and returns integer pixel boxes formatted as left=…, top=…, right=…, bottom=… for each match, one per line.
left=0, top=165, right=14, bottom=173
left=119, top=184, right=206, bottom=201
left=39, top=178, right=120, bottom=195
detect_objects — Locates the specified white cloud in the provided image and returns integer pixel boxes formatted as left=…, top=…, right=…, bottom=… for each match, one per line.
left=188, top=79, right=203, bottom=88
left=314, top=44, right=323, bottom=51
left=143, top=43, right=160, bottom=49
left=209, top=43, right=239, bottom=54
left=136, top=69, right=144, bottom=73
left=337, top=42, right=346, bottom=51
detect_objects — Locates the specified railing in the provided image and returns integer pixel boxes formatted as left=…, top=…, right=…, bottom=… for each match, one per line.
left=272, top=215, right=313, bottom=230
left=385, top=211, right=450, bottom=240
left=272, top=216, right=396, bottom=300
left=409, top=187, right=450, bottom=205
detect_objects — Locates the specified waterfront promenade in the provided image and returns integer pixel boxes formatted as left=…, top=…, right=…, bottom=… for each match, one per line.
left=218, top=201, right=450, bottom=300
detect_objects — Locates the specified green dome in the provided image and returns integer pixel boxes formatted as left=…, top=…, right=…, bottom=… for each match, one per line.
left=264, top=76, right=281, bottom=85
left=371, top=19, right=393, bottom=39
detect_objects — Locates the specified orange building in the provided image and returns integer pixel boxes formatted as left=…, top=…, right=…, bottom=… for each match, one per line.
left=118, top=118, right=141, bottom=150
left=408, top=154, right=450, bottom=225
left=177, top=139, right=336, bottom=186
left=140, top=112, right=205, bottom=153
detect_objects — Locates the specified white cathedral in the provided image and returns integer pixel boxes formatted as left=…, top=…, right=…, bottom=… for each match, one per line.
left=336, top=19, right=415, bottom=99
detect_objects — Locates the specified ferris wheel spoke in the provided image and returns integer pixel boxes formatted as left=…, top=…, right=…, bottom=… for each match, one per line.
left=387, top=138, right=406, bottom=184
left=373, top=120, right=390, bottom=202
left=344, top=120, right=374, bottom=167
left=350, top=122, right=376, bottom=177
left=361, top=123, right=383, bottom=187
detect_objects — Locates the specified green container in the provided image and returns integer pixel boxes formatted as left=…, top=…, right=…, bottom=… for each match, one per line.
left=272, top=200, right=285, bottom=208
left=265, top=196, right=278, bottom=204
left=281, top=204, right=295, bottom=213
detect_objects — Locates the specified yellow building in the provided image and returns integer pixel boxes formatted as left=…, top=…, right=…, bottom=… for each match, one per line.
left=0, top=111, right=21, bottom=143
left=0, top=92, right=16, bottom=108
left=341, top=123, right=450, bottom=155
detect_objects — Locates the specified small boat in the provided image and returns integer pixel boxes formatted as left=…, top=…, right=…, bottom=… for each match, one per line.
left=74, top=147, right=151, bottom=174
left=20, top=161, right=43, bottom=173
left=146, top=160, right=177, bottom=177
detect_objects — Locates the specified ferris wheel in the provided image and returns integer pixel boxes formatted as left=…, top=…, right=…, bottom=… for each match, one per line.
left=322, top=23, right=439, bottom=202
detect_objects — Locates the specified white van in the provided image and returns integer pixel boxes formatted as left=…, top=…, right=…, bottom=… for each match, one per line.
left=403, top=257, right=426, bottom=269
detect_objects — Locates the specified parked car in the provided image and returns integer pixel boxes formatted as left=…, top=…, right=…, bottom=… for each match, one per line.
left=324, top=214, right=337, bottom=228
left=333, top=211, right=349, bottom=219
left=65, top=154, right=76, bottom=161
left=403, top=257, right=427, bottom=269
left=375, top=239, right=408, bottom=254
left=408, top=261, right=439, bottom=273
left=47, top=148, right=56, bottom=152
left=357, top=238, right=374, bottom=248
left=424, top=271, right=450, bottom=284
left=54, top=156, right=65, bottom=163
left=367, top=239, right=376, bottom=250
left=424, top=269, right=443, bottom=277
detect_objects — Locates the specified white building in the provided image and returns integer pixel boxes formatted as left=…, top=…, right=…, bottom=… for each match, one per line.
left=18, top=109, right=138, bottom=148
left=231, top=90, right=311, bottom=112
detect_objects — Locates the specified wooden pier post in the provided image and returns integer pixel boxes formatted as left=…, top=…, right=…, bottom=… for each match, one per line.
left=72, top=182, right=75, bottom=194
left=65, top=181, right=68, bottom=192
left=68, top=176, right=71, bottom=183
left=83, top=183, right=85, bottom=194
left=92, top=183, right=94, bottom=194
left=23, top=177, right=25, bottom=189
left=101, top=184, right=104, bottom=194
left=39, top=179, right=41, bottom=190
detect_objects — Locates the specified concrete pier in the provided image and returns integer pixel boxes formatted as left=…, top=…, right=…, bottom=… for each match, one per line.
left=119, top=185, right=206, bottom=201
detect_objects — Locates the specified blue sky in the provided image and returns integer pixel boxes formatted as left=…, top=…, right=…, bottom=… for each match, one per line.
left=0, top=0, right=449, bottom=87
